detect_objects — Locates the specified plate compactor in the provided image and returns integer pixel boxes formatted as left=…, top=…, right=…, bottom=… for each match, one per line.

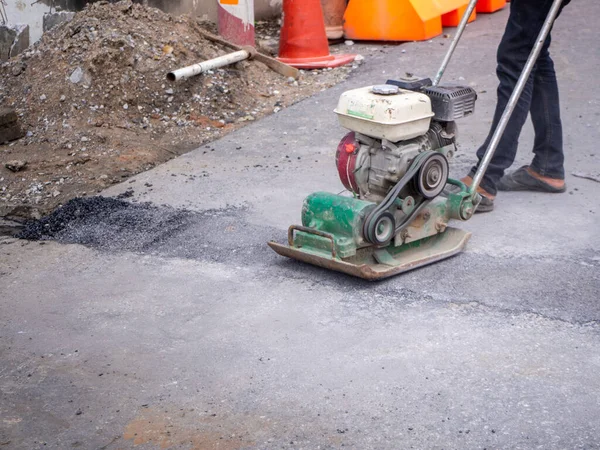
left=268, top=0, right=563, bottom=280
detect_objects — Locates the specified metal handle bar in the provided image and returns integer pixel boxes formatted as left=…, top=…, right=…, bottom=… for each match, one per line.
left=432, top=0, right=479, bottom=86
left=288, top=225, right=337, bottom=259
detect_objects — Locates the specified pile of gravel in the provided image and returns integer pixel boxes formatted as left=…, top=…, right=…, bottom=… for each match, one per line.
left=18, top=196, right=193, bottom=252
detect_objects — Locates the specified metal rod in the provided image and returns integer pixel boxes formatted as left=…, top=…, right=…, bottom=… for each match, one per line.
left=432, top=0, right=478, bottom=86
left=167, top=49, right=250, bottom=82
left=469, top=0, right=563, bottom=197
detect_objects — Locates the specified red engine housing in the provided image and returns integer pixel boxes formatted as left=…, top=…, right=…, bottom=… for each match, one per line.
left=335, top=132, right=360, bottom=194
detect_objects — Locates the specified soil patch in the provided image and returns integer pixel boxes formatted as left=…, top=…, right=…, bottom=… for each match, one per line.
left=0, top=0, right=357, bottom=221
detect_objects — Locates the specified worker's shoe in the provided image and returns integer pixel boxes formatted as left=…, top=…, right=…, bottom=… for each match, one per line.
left=460, top=176, right=495, bottom=213
left=497, top=166, right=566, bottom=193
left=444, top=176, right=495, bottom=213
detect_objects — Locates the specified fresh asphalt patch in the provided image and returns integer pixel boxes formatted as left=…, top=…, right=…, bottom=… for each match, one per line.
left=17, top=196, right=277, bottom=263
left=17, top=195, right=600, bottom=325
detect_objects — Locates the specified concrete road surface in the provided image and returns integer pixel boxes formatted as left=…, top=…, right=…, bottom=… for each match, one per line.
left=1, top=2, right=599, bottom=449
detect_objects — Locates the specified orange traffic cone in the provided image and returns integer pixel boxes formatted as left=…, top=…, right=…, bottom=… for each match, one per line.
left=278, top=0, right=356, bottom=69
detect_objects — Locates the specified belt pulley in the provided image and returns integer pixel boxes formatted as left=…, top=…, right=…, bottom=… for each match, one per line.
left=363, top=151, right=449, bottom=246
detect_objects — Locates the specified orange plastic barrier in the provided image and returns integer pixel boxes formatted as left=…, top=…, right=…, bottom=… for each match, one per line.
left=278, top=0, right=356, bottom=68
left=476, top=0, right=506, bottom=13
left=343, top=0, right=472, bottom=42
left=442, top=3, right=476, bottom=27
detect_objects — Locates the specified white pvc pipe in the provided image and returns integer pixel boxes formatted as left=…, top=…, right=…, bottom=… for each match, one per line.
left=167, top=49, right=251, bottom=82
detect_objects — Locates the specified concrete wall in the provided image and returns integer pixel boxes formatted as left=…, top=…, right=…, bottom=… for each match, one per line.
left=156, top=0, right=282, bottom=22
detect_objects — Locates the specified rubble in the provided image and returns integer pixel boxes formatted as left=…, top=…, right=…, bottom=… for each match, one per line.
left=0, top=0, right=354, bottom=220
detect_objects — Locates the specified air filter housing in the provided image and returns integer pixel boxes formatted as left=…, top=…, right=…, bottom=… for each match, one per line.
left=423, top=86, right=477, bottom=121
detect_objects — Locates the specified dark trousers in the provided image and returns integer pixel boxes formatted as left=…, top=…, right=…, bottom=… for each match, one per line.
left=470, top=0, right=570, bottom=195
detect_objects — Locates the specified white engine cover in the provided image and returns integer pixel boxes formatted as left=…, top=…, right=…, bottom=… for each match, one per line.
left=334, top=85, right=434, bottom=142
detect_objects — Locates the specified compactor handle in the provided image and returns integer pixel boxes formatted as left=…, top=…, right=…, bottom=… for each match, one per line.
left=432, top=0, right=479, bottom=86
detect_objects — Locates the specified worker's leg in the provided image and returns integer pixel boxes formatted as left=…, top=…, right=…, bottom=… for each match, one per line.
left=529, top=36, right=565, bottom=180
left=495, top=34, right=566, bottom=193
left=468, top=0, right=564, bottom=196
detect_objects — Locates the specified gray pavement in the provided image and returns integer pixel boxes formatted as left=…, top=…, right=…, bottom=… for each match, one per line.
left=2, top=2, right=600, bottom=449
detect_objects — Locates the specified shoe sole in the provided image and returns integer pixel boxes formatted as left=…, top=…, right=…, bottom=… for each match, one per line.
left=475, top=202, right=494, bottom=213
left=498, top=168, right=566, bottom=193
left=498, top=183, right=567, bottom=193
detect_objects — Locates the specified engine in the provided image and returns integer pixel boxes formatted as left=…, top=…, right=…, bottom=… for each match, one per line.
left=334, top=82, right=476, bottom=203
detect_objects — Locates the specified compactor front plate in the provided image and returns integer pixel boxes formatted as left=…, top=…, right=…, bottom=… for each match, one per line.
left=268, top=227, right=471, bottom=280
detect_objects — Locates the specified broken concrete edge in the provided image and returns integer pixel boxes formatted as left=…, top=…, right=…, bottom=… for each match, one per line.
left=0, top=24, right=30, bottom=61
left=10, top=24, right=29, bottom=59
left=43, top=11, right=76, bottom=33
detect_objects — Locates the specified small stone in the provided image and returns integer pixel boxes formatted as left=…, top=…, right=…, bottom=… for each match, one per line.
left=99, top=174, right=109, bottom=180
left=287, top=77, right=295, bottom=84
left=11, top=63, right=26, bottom=77
left=345, top=40, right=355, bottom=46
left=167, top=96, right=174, bottom=103
left=26, top=131, right=33, bottom=138
left=165, top=88, right=174, bottom=95
left=80, top=136, right=89, bottom=142
left=69, top=67, right=84, bottom=84
left=51, top=190, right=61, bottom=197
left=60, top=95, right=66, bottom=102
left=354, top=54, right=365, bottom=62
left=4, top=160, right=27, bottom=172
left=123, top=103, right=129, bottom=110
left=39, top=94, right=47, bottom=101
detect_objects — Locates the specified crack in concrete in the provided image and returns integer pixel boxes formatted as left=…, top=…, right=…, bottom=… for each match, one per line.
left=431, top=295, right=600, bottom=331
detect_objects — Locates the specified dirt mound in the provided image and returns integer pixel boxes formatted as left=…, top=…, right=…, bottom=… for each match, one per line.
left=0, top=0, right=355, bottom=220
